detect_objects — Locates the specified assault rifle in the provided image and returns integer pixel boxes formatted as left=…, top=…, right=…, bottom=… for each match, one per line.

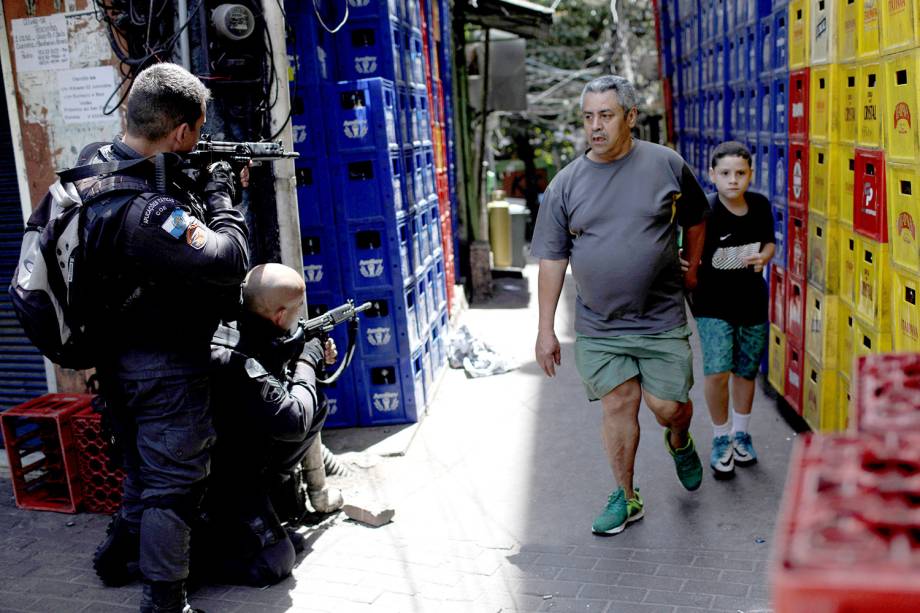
left=186, top=136, right=299, bottom=171
left=293, top=299, right=372, bottom=385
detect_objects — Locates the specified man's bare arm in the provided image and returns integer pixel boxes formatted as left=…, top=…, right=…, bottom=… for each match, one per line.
left=536, top=258, right=568, bottom=377
left=682, top=220, right=706, bottom=290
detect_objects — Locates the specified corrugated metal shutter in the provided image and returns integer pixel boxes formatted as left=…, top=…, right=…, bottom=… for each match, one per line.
left=0, top=73, right=48, bottom=425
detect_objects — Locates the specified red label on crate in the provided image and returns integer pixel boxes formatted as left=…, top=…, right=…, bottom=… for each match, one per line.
left=893, top=102, right=912, bottom=133
left=792, top=159, right=804, bottom=200
left=897, top=212, right=916, bottom=243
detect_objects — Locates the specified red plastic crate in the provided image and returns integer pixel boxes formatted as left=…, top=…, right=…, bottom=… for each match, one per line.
left=71, top=407, right=125, bottom=514
left=786, top=274, right=807, bottom=342
left=788, top=210, right=808, bottom=280
left=772, top=433, right=920, bottom=613
left=771, top=265, right=788, bottom=332
left=0, top=394, right=93, bottom=513
left=785, top=335, right=805, bottom=413
left=854, top=148, right=889, bottom=243
left=853, top=353, right=920, bottom=434
left=788, top=140, right=810, bottom=209
left=788, top=68, right=811, bottom=139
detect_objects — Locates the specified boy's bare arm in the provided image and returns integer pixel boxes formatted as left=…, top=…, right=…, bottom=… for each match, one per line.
left=743, top=243, right=775, bottom=273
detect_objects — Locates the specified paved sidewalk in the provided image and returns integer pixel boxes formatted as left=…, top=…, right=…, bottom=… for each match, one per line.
left=0, top=264, right=795, bottom=612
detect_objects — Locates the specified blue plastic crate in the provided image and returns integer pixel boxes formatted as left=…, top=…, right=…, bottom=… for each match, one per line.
left=750, top=0, right=774, bottom=21
left=733, top=85, right=748, bottom=133
left=300, top=227, right=345, bottom=294
left=414, top=272, right=432, bottom=334
left=734, top=0, right=748, bottom=27
left=679, top=0, right=699, bottom=22
left=413, top=90, right=432, bottom=146
left=340, top=216, right=413, bottom=292
left=351, top=286, right=424, bottom=358
left=295, top=156, right=334, bottom=227
left=772, top=202, right=788, bottom=267
left=396, top=84, right=412, bottom=147
left=403, top=147, right=427, bottom=208
left=403, top=28, right=425, bottom=88
left=713, top=0, right=728, bottom=36
left=428, top=306, right=448, bottom=377
left=745, top=82, right=758, bottom=135
left=354, top=350, right=425, bottom=425
left=290, top=94, right=328, bottom=157
left=335, top=17, right=404, bottom=84
left=284, top=2, right=335, bottom=87
left=320, top=366, right=359, bottom=429
left=326, top=79, right=399, bottom=154
left=404, top=0, right=421, bottom=29
left=757, top=134, right=773, bottom=195
left=330, top=149, right=405, bottom=221
left=427, top=198, right=442, bottom=256
left=759, top=16, right=773, bottom=75
left=757, top=78, right=772, bottom=134
left=773, top=74, right=788, bottom=137
left=744, top=23, right=760, bottom=81
left=772, top=137, right=789, bottom=204
left=345, top=0, right=401, bottom=23
left=420, top=146, right=436, bottom=198
left=429, top=254, right=448, bottom=313
left=773, top=9, right=788, bottom=73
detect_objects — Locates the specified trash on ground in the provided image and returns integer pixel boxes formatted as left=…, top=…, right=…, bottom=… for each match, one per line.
left=447, top=325, right=516, bottom=378
left=342, top=502, right=395, bottom=527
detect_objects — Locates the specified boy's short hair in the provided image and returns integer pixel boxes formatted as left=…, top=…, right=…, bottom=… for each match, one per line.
left=126, top=63, right=211, bottom=141
left=710, top=141, right=752, bottom=169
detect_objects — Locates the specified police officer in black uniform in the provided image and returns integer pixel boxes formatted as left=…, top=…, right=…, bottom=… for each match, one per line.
left=82, top=63, right=249, bottom=613
left=196, top=263, right=333, bottom=586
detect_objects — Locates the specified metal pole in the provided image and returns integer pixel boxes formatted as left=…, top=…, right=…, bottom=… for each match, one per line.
left=176, top=0, right=192, bottom=70
left=476, top=27, right=491, bottom=239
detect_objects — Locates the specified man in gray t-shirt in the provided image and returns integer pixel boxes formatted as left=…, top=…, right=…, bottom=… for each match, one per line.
left=531, top=75, right=708, bottom=537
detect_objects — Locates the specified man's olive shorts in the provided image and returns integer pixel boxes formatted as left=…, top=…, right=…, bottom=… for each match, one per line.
left=574, top=324, right=694, bottom=403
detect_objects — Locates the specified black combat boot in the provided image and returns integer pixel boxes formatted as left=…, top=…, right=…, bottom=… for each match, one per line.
left=92, top=513, right=140, bottom=586
left=140, top=581, right=204, bottom=613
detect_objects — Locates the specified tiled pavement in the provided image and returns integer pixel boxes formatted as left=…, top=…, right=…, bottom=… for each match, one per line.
left=0, top=264, right=792, bottom=612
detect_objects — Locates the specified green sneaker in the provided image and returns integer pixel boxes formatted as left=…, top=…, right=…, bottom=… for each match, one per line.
left=591, top=487, right=644, bottom=535
left=664, top=429, right=703, bottom=491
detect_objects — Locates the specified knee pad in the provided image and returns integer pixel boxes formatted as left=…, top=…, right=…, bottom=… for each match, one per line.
left=143, top=489, right=205, bottom=527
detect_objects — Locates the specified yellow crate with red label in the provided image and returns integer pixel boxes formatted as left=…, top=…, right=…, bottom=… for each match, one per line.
left=839, top=226, right=859, bottom=305
left=837, top=370, right=851, bottom=430
left=883, top=50, right=920, bottom=164
left=887, top=163, right=920, bottom=272
left=835, top=144, right=857, bottom=225
left=857, top=0, right=881, bottom=58
left=790, top=0, right=812, bottom=68
left=857, top=62, right=883, bottom=147
left=769, top=324, right=787, bottom=392
left=803, top=353, right=839, bottom=431
left=853, top=313, right=893, bottom=355
left=807, top=214, right=841, bottom=293
left=806, top=284, right=841, bottom=368
left=879, top=0, right=919, bottom=54
left=892, top=268, right=920, bottom=351
left=838, top=301, right=856, bottom=375
left=854, top=236, right=892, bottom=328
left=837, top=64, right=860, bottom=144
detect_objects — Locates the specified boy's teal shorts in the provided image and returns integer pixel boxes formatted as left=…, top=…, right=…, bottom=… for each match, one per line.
left=695, top=317, right=768, bottom=379
left=574, top=324, right=694, bottom=403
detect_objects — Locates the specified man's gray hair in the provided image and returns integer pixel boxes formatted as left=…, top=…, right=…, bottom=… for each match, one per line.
left=126, top=63, right=211, bottom=141
left=580, top=75, right=640, bottom=112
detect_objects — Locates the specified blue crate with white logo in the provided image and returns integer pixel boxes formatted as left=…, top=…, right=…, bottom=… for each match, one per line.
left=773, top=8, right=788, bottom=73
left=773, top=73, right=788, bottom=137
left=301, top=230, right=345, bottom=295
left=305, top=289, right=358, bottom=428
left=743, top=23, right=760, bottom=81
left=772, top=201, right=788, bottom=267
left=402, top=147, right=426, bottom=209
left=759, top=15, right=773, bottom=76
left=326, top=79, right=399, bottom=153
left=354, top=350, right=425, bottom=425
left=427, top=198, right=442, bottom=255
left=414, top=272, right=432, bottom=335
left=772, top=137, right=789, bottom=204
left=340, top=216, right=413, bottom=292
left=330, top=149, right=406, bottom=221
left=285, top=2, right=335, bottom=87
left=335, top=17, right=405, bottom=84
left=756, top=78, right=772, bottom=134
left=344, top=0, right=402, bottom=23
left=351, top=286, right=423, bottom=358
left=290, top=97, right=328, bottom=158
left=756, top=134, right=772, bottom=194
left=404, top=0, right=421, bottom=29
left=403, top=28, right=425, bottom=89
left=412, top=90, right=432, bottom=146
left=733, top=85, right=748, bottom=134
left=295, top=156, right=333, bottom=227
left=408, top=211, right=425, bottom=275
left=427, top=255, right=447, bottom=313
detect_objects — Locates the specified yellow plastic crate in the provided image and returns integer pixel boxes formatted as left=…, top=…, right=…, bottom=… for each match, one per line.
left=853, top=313, right=893, bottom=355
left=857, top=0, right=881, bottom=58
left=790, top=0, right=812, bottom=68
left=838, top=0, right=860, bottom=61
left=835, top=143, right=857, bottom=224
left=840, top=227, right=859, bottom=304
left=887, top=163, right=920, bottom=272
left=883, top=50, right=920, bottom=163
left=803, top=353, right=839, bottom=431
left=855, top=237, right=892, bottom=328
left=808, top=215, right=841, bottom=293
left=811, top=66, right=837, bottom=140
left=806, top=284, right=841, bottom=367
left=809, top=141, right=837, bottom=216
left=837, top=370, right=851, bottom=430
left=769, top=324, right=787, bottom=392
left=838, top=64, right=860, bottom=144
left=892, top=268, right=920, bottom=351
left=857, top=61, right=883, bottom=147
left=811, top=0, right=838, bottom=65
left=838, top=301, right=856, bottom=375
left=879, top=0, right=919, bottom=54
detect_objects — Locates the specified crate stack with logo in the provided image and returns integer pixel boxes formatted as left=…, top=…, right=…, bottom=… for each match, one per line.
left=657, top=0, right=920, bottom=434
left=282, top=0, right=458, bottom=427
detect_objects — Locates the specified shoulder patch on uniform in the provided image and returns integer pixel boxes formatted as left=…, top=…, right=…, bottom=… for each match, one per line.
left=160, top=207, right=194, bottom=239
left=186, top=223, right=208, bottom=250
left=261, top=379, right=285, bottom=405
left=141, top=196, right=181, bottom=227
left=243, top=357, right=269, bottom=379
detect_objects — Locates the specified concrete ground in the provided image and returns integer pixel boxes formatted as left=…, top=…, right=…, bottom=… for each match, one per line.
left=0, top=262, right=798, bottom=612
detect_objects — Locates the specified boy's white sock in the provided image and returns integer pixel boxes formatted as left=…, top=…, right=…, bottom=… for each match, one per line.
left=712, top=420, right=732, bottom=439
left=732, top=410, right=752, bottom=434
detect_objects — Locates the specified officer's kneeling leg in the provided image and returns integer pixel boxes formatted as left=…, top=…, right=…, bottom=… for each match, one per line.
left=242, top=537, right=296, bottom=587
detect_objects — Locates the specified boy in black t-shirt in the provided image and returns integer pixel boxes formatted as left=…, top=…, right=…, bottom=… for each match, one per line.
left=690, top=142, right=775, bottom=480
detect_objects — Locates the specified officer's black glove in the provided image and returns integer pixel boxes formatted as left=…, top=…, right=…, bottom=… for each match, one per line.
left=203, top=160, right=237, bottom=202
left=297, top=338, right=324, bottom=369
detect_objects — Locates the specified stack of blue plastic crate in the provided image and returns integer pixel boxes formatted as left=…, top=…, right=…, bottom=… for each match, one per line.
left=284, top=1, right=450, bottom=427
